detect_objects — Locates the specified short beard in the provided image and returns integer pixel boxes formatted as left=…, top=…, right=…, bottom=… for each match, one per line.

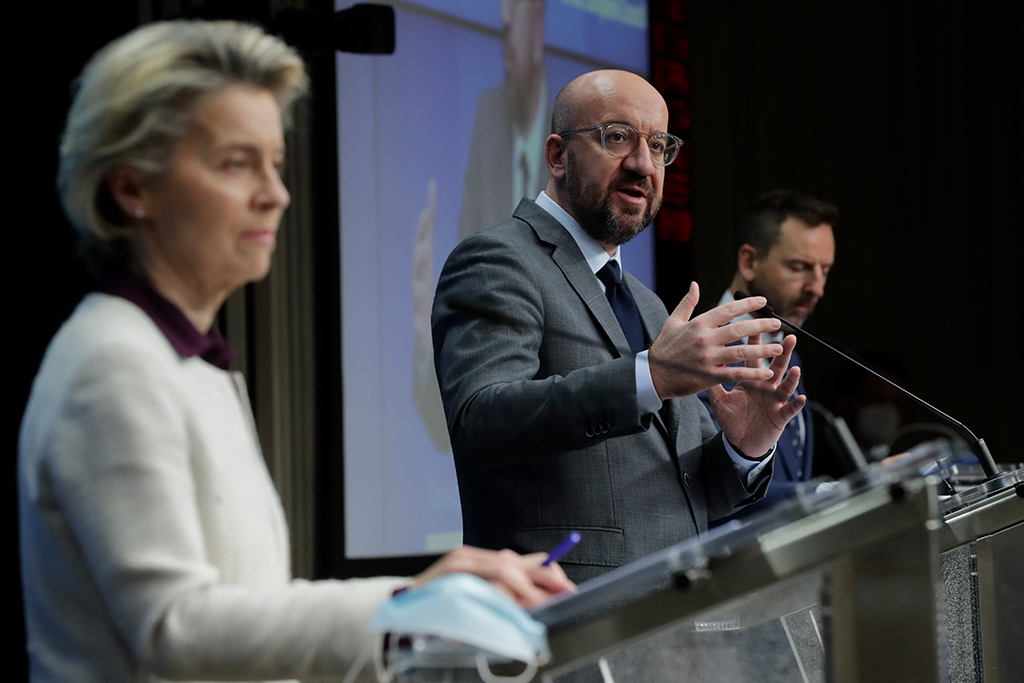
left=747, top=275, right=815, bottom=328
left=565, top=149, right=662, bottom=246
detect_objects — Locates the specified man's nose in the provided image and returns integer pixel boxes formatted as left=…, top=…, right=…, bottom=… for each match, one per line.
left=622, top=138, right=657, bottom=176
left=806, top=267, right=827, bottom=298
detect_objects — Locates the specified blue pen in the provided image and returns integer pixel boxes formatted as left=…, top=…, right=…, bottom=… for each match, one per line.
left=542, top=531, right=581, bottom=566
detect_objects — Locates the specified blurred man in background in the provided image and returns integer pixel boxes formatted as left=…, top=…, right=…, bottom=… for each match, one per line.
left=702, top=190, right=838, bottom=520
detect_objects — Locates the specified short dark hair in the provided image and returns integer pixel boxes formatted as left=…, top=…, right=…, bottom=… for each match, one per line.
left=739, top=190, right=839, bottom=254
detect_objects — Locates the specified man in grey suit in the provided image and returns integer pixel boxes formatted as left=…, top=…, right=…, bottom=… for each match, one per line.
left=432, top=70, right=805, bottom=583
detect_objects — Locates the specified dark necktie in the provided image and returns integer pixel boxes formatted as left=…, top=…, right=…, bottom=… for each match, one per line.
left=596, top=260, right=645, bottom=353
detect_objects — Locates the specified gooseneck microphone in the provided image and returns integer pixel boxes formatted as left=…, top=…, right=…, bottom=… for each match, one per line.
left=734, top=291, right=1000, bottom=479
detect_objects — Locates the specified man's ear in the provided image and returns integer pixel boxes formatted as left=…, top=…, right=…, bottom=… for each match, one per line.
left=737, top=244, right=761, bottom=282
left=544, top=133, right=567, bottom=180
left=105, top=166, right=150, bottom=221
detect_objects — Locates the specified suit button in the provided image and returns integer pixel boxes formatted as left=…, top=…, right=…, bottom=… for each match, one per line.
left=585, top=426, right=595, bottom=437
left=683, top=472, right=691, bottom=487
left=602, top=422, right=610, bottom=434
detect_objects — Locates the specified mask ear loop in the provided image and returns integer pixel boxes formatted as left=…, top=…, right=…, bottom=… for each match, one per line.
left=369, top=633, right=394, bottom=683
left=341, top=632, right=382, bottom=683
left=476, top=652, right=538, bottom=683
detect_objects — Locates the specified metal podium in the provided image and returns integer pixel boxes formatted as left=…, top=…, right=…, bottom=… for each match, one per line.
left=382, top=451, right=1021, bottom=683
left=938, top=466, right=1023, bottom=683
left=530, top=451, right=1021, bottom=683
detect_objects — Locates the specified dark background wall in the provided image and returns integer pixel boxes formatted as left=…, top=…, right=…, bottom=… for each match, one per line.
left=12, top=3, right=142, bottom=678
left=684, top=0, right=1019, bottom=462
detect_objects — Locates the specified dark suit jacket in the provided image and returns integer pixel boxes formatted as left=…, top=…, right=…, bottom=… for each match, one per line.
left=700, top=347, right=813, bottom=522
left=432, top=200, right=770, bottom=583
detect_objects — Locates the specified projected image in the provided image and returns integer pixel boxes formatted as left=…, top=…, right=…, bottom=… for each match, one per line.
left=338, top=0, right=651, bottom=558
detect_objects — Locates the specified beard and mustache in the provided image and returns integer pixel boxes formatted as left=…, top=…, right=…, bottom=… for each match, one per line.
left=748, top=272, right=819, bottom=328
left=564, top=147, right=662, bottom=246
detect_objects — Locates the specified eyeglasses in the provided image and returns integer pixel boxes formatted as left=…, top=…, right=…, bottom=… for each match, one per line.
left=558, top=122, right=683, bottom=167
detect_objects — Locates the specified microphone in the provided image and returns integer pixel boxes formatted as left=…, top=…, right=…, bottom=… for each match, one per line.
left=806, top=400, right=869, bottom=471
left=734, top=291, right=1000, bottom=479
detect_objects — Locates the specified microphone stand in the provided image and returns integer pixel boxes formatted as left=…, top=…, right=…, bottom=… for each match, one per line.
left=735, top=291, right=1000, bottom=479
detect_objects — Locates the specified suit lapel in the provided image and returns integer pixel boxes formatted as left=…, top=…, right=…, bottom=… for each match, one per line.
left=627, top=271, right=664, bottom=349
left=625, top=271, right=682, bottom=441
left=517, top=200, right=633, bottom=357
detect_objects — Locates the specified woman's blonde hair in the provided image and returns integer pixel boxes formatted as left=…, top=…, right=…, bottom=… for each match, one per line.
left=58, top=20, right=308, bottom=270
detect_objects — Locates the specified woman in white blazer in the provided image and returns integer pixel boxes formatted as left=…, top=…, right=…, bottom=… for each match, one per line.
left=18, top=20, right=571, bottom=683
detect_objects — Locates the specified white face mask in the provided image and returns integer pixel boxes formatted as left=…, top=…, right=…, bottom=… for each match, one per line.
left=366, top=573, right=551, bottom=683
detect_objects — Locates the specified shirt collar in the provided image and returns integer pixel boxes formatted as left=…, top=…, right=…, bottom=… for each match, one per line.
left=96, top=269, right=238, bottom=370
left=535, top=191, right=621, bottom=276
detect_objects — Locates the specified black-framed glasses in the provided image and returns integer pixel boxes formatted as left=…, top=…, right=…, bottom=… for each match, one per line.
left=558, top=122, right=683, bottom=167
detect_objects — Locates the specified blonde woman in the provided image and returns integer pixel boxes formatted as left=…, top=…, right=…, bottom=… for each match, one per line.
left=19, top=20, right=571, bottom=683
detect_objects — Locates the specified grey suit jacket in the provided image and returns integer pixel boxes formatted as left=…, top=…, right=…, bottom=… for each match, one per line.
left=432, top=199, right=770, bottom=583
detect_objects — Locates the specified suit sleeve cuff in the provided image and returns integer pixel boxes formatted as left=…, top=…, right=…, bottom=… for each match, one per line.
left=635, top=350, right=663, bottom=415
left=724, top=440, right=775, bottom=487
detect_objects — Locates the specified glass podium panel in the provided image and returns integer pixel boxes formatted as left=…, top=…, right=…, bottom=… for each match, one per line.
left=539, top=570, right=829, bottom=683
left=938, top=465, right=1023, bottom=683
left=381, top=449, right=1022, bottom=683
left=533, top=451, right=949, bottom=683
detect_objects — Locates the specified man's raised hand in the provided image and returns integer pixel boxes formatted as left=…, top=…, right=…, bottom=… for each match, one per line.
left=648, top=282, right=786, bottom=399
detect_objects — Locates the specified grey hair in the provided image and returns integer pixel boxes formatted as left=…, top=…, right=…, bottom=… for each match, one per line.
left=58, top=20, right=308, bottom=270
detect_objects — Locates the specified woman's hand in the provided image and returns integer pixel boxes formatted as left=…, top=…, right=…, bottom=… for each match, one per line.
left=409, top=546, right=576, bottom=608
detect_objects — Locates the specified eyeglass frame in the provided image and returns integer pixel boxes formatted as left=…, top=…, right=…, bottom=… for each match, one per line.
left=557, top=121, right=684, bottom=167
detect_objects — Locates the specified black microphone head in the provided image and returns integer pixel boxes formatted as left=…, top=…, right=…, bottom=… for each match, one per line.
left=734, top=290, right=776, bottom=318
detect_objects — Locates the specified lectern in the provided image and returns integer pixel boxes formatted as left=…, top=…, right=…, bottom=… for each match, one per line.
left=533, top=458, right=951, bottom=683
left=939, top=466, right=1023, bottom=683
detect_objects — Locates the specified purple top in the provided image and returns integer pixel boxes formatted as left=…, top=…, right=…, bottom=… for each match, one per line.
left=96, top=270, right=238, bottom=371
